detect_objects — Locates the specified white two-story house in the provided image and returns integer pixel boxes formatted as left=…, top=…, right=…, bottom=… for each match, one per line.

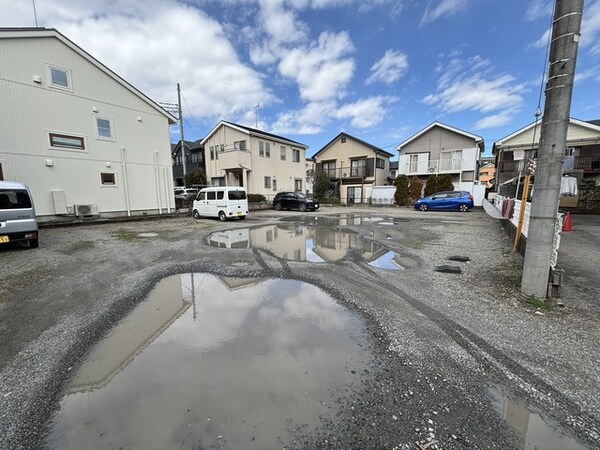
left=201, top=121, right=308, bottom=198
left=0, top=28, right=177, bottom=220
left=396, top=122, right=484, bottom=193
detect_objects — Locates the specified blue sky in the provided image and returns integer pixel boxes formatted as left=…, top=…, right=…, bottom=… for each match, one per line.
left=2, top=0, right=600, bottom=156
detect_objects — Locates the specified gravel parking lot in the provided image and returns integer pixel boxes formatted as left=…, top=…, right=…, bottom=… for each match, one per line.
left=1, top=207, right=599, bottom=449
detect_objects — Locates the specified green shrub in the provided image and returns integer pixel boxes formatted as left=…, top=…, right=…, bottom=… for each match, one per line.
left=437, top=174, right=455, bottom=192
left=394, top=175, right=410, bottom=206
left=314, top=170, right=333, bottom=201
left=424, top=175, right=438, bottom=197
left=409, top=177, right=423, bottom=202
left=248, top=193, right=266, bottom=203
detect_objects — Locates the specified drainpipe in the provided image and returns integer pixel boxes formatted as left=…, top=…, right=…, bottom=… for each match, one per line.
left=120, top=146, right=131, bottom=217
left=163, top=166, right=171, bottom=213
left=154, top=151, right=162, bottom=214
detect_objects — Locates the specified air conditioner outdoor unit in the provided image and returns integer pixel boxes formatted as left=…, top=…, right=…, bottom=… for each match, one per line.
left=75, top=204, right=99, bottom=217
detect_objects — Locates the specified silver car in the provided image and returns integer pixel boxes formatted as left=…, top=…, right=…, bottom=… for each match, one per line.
left=0, top=181, right=39, bottom=248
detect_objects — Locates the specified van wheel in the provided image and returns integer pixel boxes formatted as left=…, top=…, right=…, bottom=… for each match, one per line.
left=30, top=238, right=39, bottom=249
left=193, top=210, right=200, bottom=219
left=218, top=211, right=227, bottom=222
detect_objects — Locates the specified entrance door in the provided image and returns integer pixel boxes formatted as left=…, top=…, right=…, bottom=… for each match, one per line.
left=348, top=187, right=362, bottom=204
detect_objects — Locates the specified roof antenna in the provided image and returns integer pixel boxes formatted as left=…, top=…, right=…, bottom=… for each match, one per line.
left=32, top=0, right=39, bottom=27
left=254, top=104, right=259, bottom=128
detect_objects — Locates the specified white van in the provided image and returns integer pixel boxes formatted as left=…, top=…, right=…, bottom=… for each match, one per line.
left=192, top=187, right=249, bottom=221
left=0, top=181, right=39, bottom=248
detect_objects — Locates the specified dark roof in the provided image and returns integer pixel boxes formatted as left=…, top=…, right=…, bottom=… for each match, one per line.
left=587, top=119, right=600, bottom=127
left=221, top=121, right=307, bottom=147
left=172, top=139, right=202, bottom=155
left=313, top=132, right=394, bottom=159
left=389, top=161, right=399, bottom=170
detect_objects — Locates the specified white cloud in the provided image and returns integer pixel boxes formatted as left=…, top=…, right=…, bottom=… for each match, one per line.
left=474, top=112, right=513, bottom=130
left=525, top=0, right=552, bottom=22
left=366, top=50, right=409, bottom=85
left=278, top=31, right=355, bottom=102
left=0, top=0, right=274, bottom=120
left=334, top=97, right=389, bottom=128
left=423, top=55, right=525, bottom=128
left=420, top=0, right=469, bottom=26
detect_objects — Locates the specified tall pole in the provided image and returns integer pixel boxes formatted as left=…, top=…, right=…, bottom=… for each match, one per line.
left=177, top=83, right=187, bottom=181
left=521, top=0, right=584, bottom=298
left=32, top=0, right=39, bottom=26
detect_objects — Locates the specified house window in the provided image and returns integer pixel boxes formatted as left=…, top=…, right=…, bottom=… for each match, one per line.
left=351, top=159, right=366, bottom=177
left=96, top=117, right=113, bottom=140
left=191, top=153, right=200, bottom=163
left=264, top=176, right=271, bottom=189
left=409, top=154, right=418, bottom=173
left=175, top=156, right=182, bottom=165
left=220, top=144, right=225, bottom=153
left=234, top=140, right=246, bottom=150
left=294, top=179, right=302, bottom=192
left=292, top=149, right=300, bottom=162
left=280, top=146, right=286, bottom=160
left=322, top=161, right=336, bottom=177
left=210, top=146, right=215, bottom=160
left=273, top=179, right=277, bottom=191
left=49, top=65, right=71, bottom=90
left=440, top=150, right=462, bottom=171
left=341, top=137, right=346, bottom=143
left=259, top=141, right=265, bottom=157
left=49, top=133, right=85, bottom=150
left=100, top=173, right=116, bottom=185
left=376, top=158, right=385, bottom=169
left=265, top=142, right=271, bottom=158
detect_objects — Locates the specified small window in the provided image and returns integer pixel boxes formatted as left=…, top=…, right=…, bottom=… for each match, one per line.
left=217, top=190, right=224, bottom=200
left=294, top=179, right=302, bottom=192
left=292, top=149, right=300, bottom=162
left=220, top=144, right=225, bottom=153
left=259, top=141, right=265, bottom=157
left=207, top=191, right=216, bottom=200
left=280, top=146, right=286, bottom=160
left=210, top=146, right=215, bottom=160
left=198, top=191, right=206, bottom=201
left=100, top=173, right=116, bottom=185
left=228, top=190, right=247, bottom=200
left=264, top=176, right=271, bottom=189
left=265, top=142, right=271, bottom=158
left=96, top=117, right=113, bottom=140
left=49, top=133, right=85, bottom=150
left=49, top=65, right=71, bottom=90
left=376, top=158, right=385, bottom=169
left=273, top=179, right=277, bottom=191
left=341, top=137, right=346, bottom=143
left=234, top=140, right=246, bottom=151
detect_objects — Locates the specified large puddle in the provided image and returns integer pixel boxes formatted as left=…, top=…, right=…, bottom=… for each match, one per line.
left=44, top=274, right=372, bottom=449
left=208, top=215, right=413, bottom=269
left=488, top=384, right=590, bottom=449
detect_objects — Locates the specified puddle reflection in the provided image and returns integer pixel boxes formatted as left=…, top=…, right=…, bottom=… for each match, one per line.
left=45, top=274, right=372, bottom=450
left=208, top=218, right=409, bottom=269
left=488, top=384, right=589, bottom=449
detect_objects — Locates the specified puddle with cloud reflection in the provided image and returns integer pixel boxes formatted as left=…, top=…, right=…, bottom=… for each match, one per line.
left=488, top=384, right=590, bottom=449
left=44, top=274, right=372, bottom=450
left=208, top=215, right=412, bottom=269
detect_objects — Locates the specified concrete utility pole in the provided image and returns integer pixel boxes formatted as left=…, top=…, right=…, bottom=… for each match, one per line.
left=177, top=83, right=187, bottom=180
left=521, top=0, right=584, bottom=298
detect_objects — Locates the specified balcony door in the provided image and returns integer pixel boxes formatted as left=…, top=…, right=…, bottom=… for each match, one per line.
left=440, top=150, right=462, bottom=171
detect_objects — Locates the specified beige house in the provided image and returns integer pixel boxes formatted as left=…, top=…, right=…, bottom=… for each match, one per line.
left=396, top=122, right=483, bottom=192
left=201, top=121, right=308, bottom=198
left=313, top=132, right=393, bottom=204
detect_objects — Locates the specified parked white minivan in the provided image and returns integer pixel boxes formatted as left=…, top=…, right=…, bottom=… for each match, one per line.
left=0, top=181, right=39, bottom=248
left=192, top=187, right=249, bottom=221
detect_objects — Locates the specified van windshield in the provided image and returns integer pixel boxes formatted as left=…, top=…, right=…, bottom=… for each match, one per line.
left=228, top=190, right=247, bottom=200
left=0, top=189, right=32, bottom=209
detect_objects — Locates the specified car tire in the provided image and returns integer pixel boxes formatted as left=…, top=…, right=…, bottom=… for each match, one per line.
left=299, top=203, right=307, bottom=212
left=193, top=209, right=201, bottom=219
left=419, top=204, right=428, bottom=211
left=29, top=238, right=39, bottom=249
left=218, top=211, right=227, bottom=222
left=274, top=202, right=282, bottom=211
left=458, top=204, right=469, bottom=212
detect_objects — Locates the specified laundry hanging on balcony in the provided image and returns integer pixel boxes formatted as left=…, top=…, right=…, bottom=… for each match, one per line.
left=560, top=176, right=578, bottom=197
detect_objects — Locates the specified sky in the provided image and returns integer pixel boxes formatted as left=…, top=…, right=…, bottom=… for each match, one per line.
left=2, top=0, right=600, bottom=157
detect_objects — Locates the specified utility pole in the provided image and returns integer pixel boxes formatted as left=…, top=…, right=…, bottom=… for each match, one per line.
left=521, top=0, right=584, bottom=298
left=177, top=83, right=187, bottom=181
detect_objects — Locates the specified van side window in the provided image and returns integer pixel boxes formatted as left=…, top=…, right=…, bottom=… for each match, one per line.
left=207, top=191, right=216, bottom=200
left=0, top=189, right=32, bottom=209
left=228, top=190, right=247, bottom=200
left=198, top=191, right=205, bottom=200
left=217, top=191, right=224, bottom=200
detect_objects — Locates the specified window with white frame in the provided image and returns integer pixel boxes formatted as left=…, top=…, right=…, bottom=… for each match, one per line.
left=409, top=154, right=418, bottom=173
left=220, top=144, right=225, bottom=153
left=100, top=172, right=116, bottom=186
left=292, top=149, right=300, bottom=162
left=265, top=142, right=271, bottom=158
left=259, top=141, right=265, bottom=157
left=351, top=159, right=366, bottom=177
left=210, top=146, right=215, bottom=160
left=48, top=65, right=71, bottom=90
left=264, top=176, right=271, bottom=189
left=294, top=179, right=302, bottom=192
left=96, top=117, right=114, bottom=140
left=273, top=178, right=277, bottom=191
left=376, top=157, right=385, bottom=169
left=322, top=161, right=336, bottom=177
left=280, top=146, right=286, bottom=160
left=234, top=140, right=246, bottom=151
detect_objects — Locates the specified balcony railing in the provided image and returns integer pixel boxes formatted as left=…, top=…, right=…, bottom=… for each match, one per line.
left=498, top=160, right=525, bottom=173
left=321, top=165, right=373, bottom=179
left=574, top=155, right=600, bottom=171
left=403, top=158, right=464, bottom=175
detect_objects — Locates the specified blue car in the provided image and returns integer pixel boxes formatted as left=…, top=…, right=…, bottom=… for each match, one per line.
left=414, top=191, right=474, bottom=212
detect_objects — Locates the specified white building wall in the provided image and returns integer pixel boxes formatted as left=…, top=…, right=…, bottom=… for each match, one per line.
left=0, top=33, right=174, bottom=218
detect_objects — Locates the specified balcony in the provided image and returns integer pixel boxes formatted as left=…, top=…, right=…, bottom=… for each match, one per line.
left=402, top=158, right=464, bottom=175
left=209, top=143, right=251, bottom=170
left=321, top=165, right=372, bottom=179
left=498, top=160, right=525, bottom=173
left=574, top=155, right=600, bottom=172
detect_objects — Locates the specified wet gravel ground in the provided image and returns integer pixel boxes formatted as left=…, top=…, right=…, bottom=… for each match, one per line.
left=1, top=207, right=599, bottom=449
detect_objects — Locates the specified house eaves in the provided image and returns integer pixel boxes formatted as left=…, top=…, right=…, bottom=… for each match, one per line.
left=0, top=28, right=178, bottom=124
left=313, top=132, right=394, bottom=159
left=201, top=120, right=308, bottom=149
left=396, top=121, right=484, bottom=151
left=492, top=117, right=600, bottom=154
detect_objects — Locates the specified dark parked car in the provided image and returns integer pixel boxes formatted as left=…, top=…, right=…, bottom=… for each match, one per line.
left=414, top=191, right=474, bottom=212
left=273, top=192, right=320, bottom=212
